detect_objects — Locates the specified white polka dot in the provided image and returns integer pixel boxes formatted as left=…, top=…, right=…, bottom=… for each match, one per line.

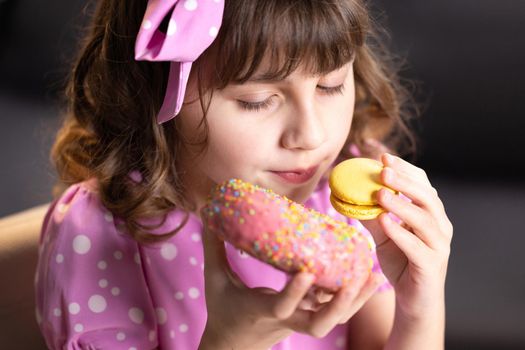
left=170, top=330, right=175, bottom=338
left=156, top=307, right=167, bottom=325
left=68, top=302, right=80, bottom=315
left=179, top=324, right=188, bottom=333
left=188, top=287, right=200, bottom=299
left=57, top=203, right=69, bottom=214
left=111, top=287, right=121, bottom=296
left=209, top=26, right=218, bottom=37
left=160, top=243, right=177, bottom=260
left=143, top=20, right=152, bottom=29
left=238, top=250, right=249, bottom=259
left=72, top=235, right=91, bottom=254
left=88, top=295, right=107, bottom=313
left=129, top=347, right=137, bottom=350
left=104, top=212, right=113, bottom=222
left=134, top=253, right=141, bottom=265
left=189, top=257, right=198, bottom=265
left=113, top=250, right=123, bottom=260
left=98, top=279, right=108, bottom=288
left=184, top=0, right=198, bottom=11
left=116, top=332, right=126, bottom=341
left=335, top=336, right=346, bottom=348
left=128, top=307, right=144, bottom=324
left=174, top=291, right=184, bottom=300
left=149, top=330, right=156, bottom=342
left=56, top=254, right=64, bottom=263
left=167, top=19, right=177, bottom=36
left=191, top=233, right=201, bottom=242
left=74, top=323, right=84, bottom=332
left=97, top=260, right=107, bottom=270
left=53, top=308, right=61, bottom=317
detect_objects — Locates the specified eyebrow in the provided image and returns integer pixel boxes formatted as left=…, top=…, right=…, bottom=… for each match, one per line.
left=242, top=64, right=352, bottom=85
left=243, top=73, right=288, bottom=84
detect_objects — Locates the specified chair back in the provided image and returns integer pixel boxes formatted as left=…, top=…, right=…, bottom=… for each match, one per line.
left=0, top=204, right=50, bottom=349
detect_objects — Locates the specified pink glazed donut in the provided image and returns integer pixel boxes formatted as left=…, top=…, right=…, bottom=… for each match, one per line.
left=202, top=179, right=374, bottom=291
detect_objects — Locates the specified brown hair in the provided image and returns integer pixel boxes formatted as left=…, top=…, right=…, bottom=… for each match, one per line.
left=51, top=0, right=419, bottom=243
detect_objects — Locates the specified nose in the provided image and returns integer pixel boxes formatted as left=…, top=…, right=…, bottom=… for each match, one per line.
left=280, top=100, right=326, bottom=151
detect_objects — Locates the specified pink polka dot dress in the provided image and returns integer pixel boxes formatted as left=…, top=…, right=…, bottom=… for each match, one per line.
left=35, top=178, right=390, bottom=349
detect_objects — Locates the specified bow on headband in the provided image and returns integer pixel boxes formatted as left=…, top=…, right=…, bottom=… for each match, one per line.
left=135, top=0, right=224, bottom=124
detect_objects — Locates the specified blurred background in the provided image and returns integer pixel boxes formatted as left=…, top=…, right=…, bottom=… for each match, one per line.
left=1, top=0, right=524, bottom=348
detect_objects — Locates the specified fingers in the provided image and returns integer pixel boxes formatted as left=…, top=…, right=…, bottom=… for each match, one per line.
left=378, top=154, right=452, bottom=244
left=378, top=212, right=430, bottom=265
left=381, top=166, right=442, bottom=214
left=258, top=273, right=315, bottom=319
left=336, top=273, right=385, bottom=324
left=285, top=273, right=383, bottom=338
left=381, top=153, right=431, bottom=185
left=377, top=188, right=437, bottom=249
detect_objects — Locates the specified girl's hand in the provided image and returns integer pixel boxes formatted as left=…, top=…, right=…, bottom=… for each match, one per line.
left=361, top=153, right=453, bottom=319
left=198, top=215, right=385, bottom=350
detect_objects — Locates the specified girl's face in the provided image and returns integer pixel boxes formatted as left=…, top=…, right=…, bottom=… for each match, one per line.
left=177, top=60, right=355, bottom=209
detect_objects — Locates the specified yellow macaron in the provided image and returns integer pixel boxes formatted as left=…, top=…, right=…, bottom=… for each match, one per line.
left=329, top=158, right=395, bottom=220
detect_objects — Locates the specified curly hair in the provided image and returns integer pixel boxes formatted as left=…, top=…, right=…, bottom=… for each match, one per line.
left=51, top=0, right=419, bottom=243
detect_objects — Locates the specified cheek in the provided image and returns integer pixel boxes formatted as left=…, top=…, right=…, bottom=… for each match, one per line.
left=328, top=96, right=355, bottom=145
left=202, top=118, right=267, bottom=176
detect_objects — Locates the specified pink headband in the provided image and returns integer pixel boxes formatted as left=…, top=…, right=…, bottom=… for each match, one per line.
left=135, top=0, right=224, bottom=124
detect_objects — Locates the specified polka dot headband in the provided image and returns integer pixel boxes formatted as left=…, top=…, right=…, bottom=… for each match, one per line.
left=135, top=0, right=224, bottom=124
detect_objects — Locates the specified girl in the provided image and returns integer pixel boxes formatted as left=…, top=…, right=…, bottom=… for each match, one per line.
left=35, top=0, right=453, bottom=349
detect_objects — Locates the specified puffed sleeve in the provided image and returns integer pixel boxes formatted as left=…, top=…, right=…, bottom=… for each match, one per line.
left=35, top=180, right=159, bottom=350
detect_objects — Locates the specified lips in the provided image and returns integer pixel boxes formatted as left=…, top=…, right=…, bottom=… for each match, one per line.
left=271, top=166, right=319, bottom=184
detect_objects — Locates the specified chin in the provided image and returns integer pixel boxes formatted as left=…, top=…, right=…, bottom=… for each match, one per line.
left=274, top=182, right=317, bottom=204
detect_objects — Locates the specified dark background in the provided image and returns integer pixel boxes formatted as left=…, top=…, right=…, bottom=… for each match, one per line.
left=1, top=0, right=524, bottom=349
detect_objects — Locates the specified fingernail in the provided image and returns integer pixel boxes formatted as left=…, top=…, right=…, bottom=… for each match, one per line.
left=384, top=153, right=394, bottom=164
left=383, top=167, right=394, bottom=181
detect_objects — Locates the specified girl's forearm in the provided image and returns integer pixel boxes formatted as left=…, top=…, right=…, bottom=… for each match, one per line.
left=384, top=300, right=445, bottom=350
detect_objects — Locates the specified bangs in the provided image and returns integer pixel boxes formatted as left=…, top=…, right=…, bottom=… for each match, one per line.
left=198, top=0, right=368, bottom=88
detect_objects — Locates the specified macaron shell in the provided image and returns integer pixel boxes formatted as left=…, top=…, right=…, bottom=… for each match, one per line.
left=329, top=158, right=388, bottom=205
left=329, top=194, right=385, bottom=220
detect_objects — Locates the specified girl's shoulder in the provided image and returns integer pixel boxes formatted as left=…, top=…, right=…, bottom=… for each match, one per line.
left=42, top=179, right=120, bottom=240
left=43, top=177, right=199, bottom=240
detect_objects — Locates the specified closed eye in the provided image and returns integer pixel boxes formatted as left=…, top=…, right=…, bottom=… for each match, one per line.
left=317, top=83, right=345, bottom=96
left=237, top=83, right=346, bottom=112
